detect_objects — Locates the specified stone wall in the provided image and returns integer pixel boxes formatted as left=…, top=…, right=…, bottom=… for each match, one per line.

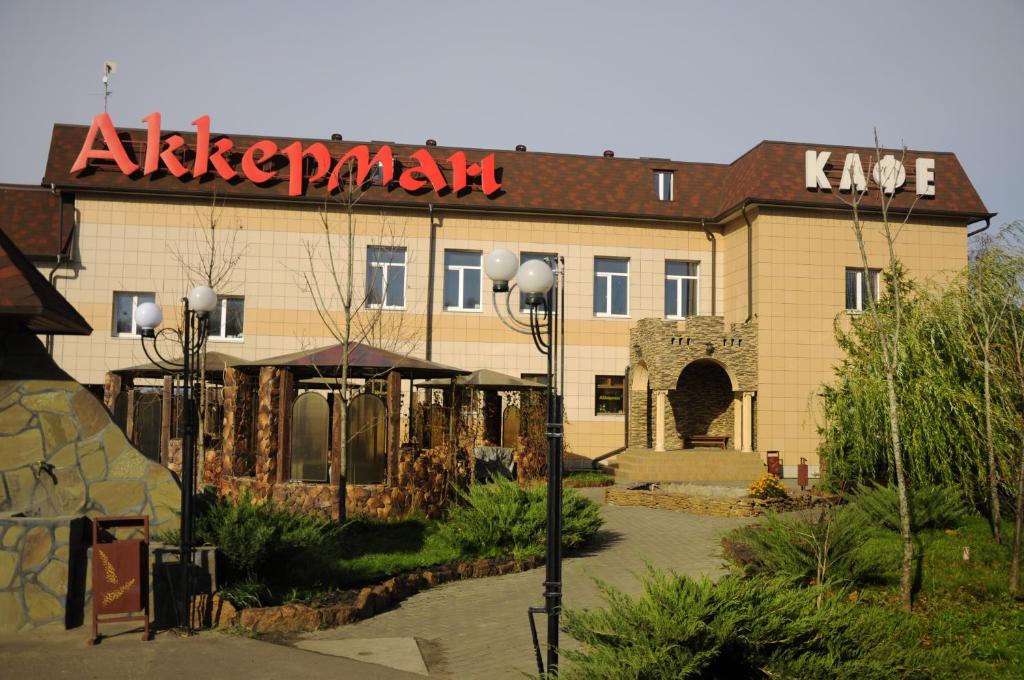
left=1, top=335, right=180, bottom=531
left=221, top=445, right=472, bottom=521
left=0, top=516, right=88, bottom=632
left=605, top=487, right=827, bottom=517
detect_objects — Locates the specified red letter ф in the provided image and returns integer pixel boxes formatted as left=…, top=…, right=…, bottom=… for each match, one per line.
left=70, top=112, right=139, bottom=175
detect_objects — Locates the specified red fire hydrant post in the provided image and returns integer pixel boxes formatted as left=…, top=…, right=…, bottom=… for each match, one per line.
left=797, top=457, right=809, bottom=491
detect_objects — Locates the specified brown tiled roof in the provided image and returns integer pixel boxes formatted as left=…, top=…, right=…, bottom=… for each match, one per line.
left=0, top=184, right=74, bottom=259
left=41, top=123, right=992, bottom=224
left=0, top=226, right=91, bottom=335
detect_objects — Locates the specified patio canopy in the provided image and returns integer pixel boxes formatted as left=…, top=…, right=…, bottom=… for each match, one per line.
left=111, top=351, right=245, bottom=380
left=241, top=342, right=468, bottom=380
left=417, top=369, right=547, bottom=391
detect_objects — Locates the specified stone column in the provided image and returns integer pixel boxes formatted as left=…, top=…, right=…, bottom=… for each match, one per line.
left=654, top=390, right=667, bottom=452
left=276, top=369, right=295, bottom=484
left=255, top=366, right=281, bottom=495
left=386, top=371, right=402, bottom=484
left=742, top=391, right=754, bottom=453
left=733, top=392, right=743, bottom=452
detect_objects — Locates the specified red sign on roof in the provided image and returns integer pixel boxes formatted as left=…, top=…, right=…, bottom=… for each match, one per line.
left=70, top=113, right=502, bottom=198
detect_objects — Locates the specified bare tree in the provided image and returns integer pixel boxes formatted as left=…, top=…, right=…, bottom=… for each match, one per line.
left=167, top=196, right=248, bottom=476
left=835, top=130, right=923, bottom=611
left=297, top=160, right=415, bottom=518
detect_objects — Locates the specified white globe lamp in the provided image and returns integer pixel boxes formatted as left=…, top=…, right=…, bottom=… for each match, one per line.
left=134, top=301, right=163, bottom=334
left=187, top=285, right=218, bottom=315
left=483, top=249, right=519, bottom=292
left=517, top=258, right=555, bottom=307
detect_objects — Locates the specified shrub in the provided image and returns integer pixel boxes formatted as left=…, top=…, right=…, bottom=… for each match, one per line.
left=193, top=490, right=340, bottom=589
left=561, top=571, right=932, bottom=679
left=851, top=483, right=968, bottom=531
left=749, top=473, right=787, bottom=499
left=721, top=507, right=893, bottom=586
left=439, top=478, right=603, bottom=559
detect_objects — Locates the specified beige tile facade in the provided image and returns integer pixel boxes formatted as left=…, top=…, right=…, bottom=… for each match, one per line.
left=44, top=194, right=967, bottom=464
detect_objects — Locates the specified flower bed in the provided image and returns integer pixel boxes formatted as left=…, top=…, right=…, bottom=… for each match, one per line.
left=605, top=487, right=830, bottom=517
left=218, top=554, right=543, bottom=636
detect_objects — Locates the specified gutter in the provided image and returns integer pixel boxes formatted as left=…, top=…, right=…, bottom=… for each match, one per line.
left=425, top=204, right=439, bottom=360
left=967, top=218, right=992, bottom=238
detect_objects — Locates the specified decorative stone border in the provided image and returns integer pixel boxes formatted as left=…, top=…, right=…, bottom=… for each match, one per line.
left=605, top=487, right=829, bottom=517
left=220, top=555, right=544, bottom=636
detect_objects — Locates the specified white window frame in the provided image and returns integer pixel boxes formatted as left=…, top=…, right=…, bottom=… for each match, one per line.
left=208, top=296, right=245, bottom=342
left=845, top=268, right=881, bottom=313
left=366, top=246, right=407, bottom=310
left=665, top=261, right=700, bottom=319
left=655, top=170, right=674, bottom=201
left=519, top=251, right=558, bottom=313
left=113, top=291, right=155, bottom=338
left=594, top=257, right=630, bottom=318
left=444, top=250, right=483, bottom=312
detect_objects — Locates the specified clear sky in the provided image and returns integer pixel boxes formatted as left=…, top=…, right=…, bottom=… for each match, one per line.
left=1, top=0, right=1021, bottom=228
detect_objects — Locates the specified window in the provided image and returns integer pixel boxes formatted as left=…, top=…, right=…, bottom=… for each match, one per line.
left=366, top=246, right=406, bottom=309
left=521, top=372, right=549, bottom=386
left=443, top=250, right=482, bottom=311
left=113, top=291, right=155, bottom=336
left=655, top=170, right=674, bottom=201
left=595, top=375, right=625, bottom=415
left=519, top=252, right=557, bottom=312
left=208, top=296, right=245, bottom=340
left=594, top=257, right=629, bottom=316
left=665, top=261, right=699, bottom=318
left=845, top=268, right=881, bottom=312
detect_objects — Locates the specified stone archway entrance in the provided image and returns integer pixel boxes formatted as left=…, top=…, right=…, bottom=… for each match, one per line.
left=669, top=360, right=733, bottom=449
left=628, top=360, right=653, bottom=449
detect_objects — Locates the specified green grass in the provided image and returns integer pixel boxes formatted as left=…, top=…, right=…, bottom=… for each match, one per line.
left=564, top=470, right=614, bottom=484
left=331, top=515, right=464, bottom=585
left=854, top=517, right=1024, bottom=679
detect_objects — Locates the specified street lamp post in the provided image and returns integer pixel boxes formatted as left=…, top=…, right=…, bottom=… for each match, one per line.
left=484, top=249, right=564, bottom=676
left=134, top=284, right=218, bottom=634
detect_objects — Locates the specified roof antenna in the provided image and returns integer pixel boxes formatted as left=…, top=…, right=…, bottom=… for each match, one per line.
left=102, top=61, right=117, bottom=112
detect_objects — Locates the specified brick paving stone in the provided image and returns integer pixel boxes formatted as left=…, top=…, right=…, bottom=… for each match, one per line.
left=299, top=490, right=752, bottom=679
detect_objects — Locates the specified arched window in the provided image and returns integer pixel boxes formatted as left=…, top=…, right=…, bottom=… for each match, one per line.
left=290, top=392, right=330, bottom=482
left=501, top=404, right=521, bottom=449
left=347, top=393, right=387, bottom=484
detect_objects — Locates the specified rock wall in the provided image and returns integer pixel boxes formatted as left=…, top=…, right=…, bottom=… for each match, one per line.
left=0, top=517, right=88, bottom=633
left=0, top=335, right=180, bottom=530
left=220, top=445, right=472, bottom=520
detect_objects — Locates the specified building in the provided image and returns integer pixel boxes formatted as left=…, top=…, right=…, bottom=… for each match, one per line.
left=1, top=113, right=993, bottom=475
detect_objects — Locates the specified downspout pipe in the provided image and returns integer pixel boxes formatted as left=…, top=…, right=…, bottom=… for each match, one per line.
left=967, top=217, right=992, bottom=239
left=425, top=204, right=438, bottom=360
left=702, top=219, right=716, bottom=316
left=46, top=184, right=68, bottom=355
left=740, top=202, right=754, bottom=323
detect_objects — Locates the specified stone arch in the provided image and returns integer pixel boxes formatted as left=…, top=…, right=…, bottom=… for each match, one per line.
left=668, top=359, right=735, bottom=449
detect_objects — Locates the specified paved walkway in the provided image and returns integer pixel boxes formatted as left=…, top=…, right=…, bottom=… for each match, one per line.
left=0, top=489, right=750, bottom=680
left=299, top=488, right=752, bottom=678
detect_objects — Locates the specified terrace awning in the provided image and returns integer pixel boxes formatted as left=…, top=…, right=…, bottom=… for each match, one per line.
left=111, top=351, right=245, bottom=380
left=241, top=342, right=468, bottom=380
left=417, top=369, right=546, bottom=391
